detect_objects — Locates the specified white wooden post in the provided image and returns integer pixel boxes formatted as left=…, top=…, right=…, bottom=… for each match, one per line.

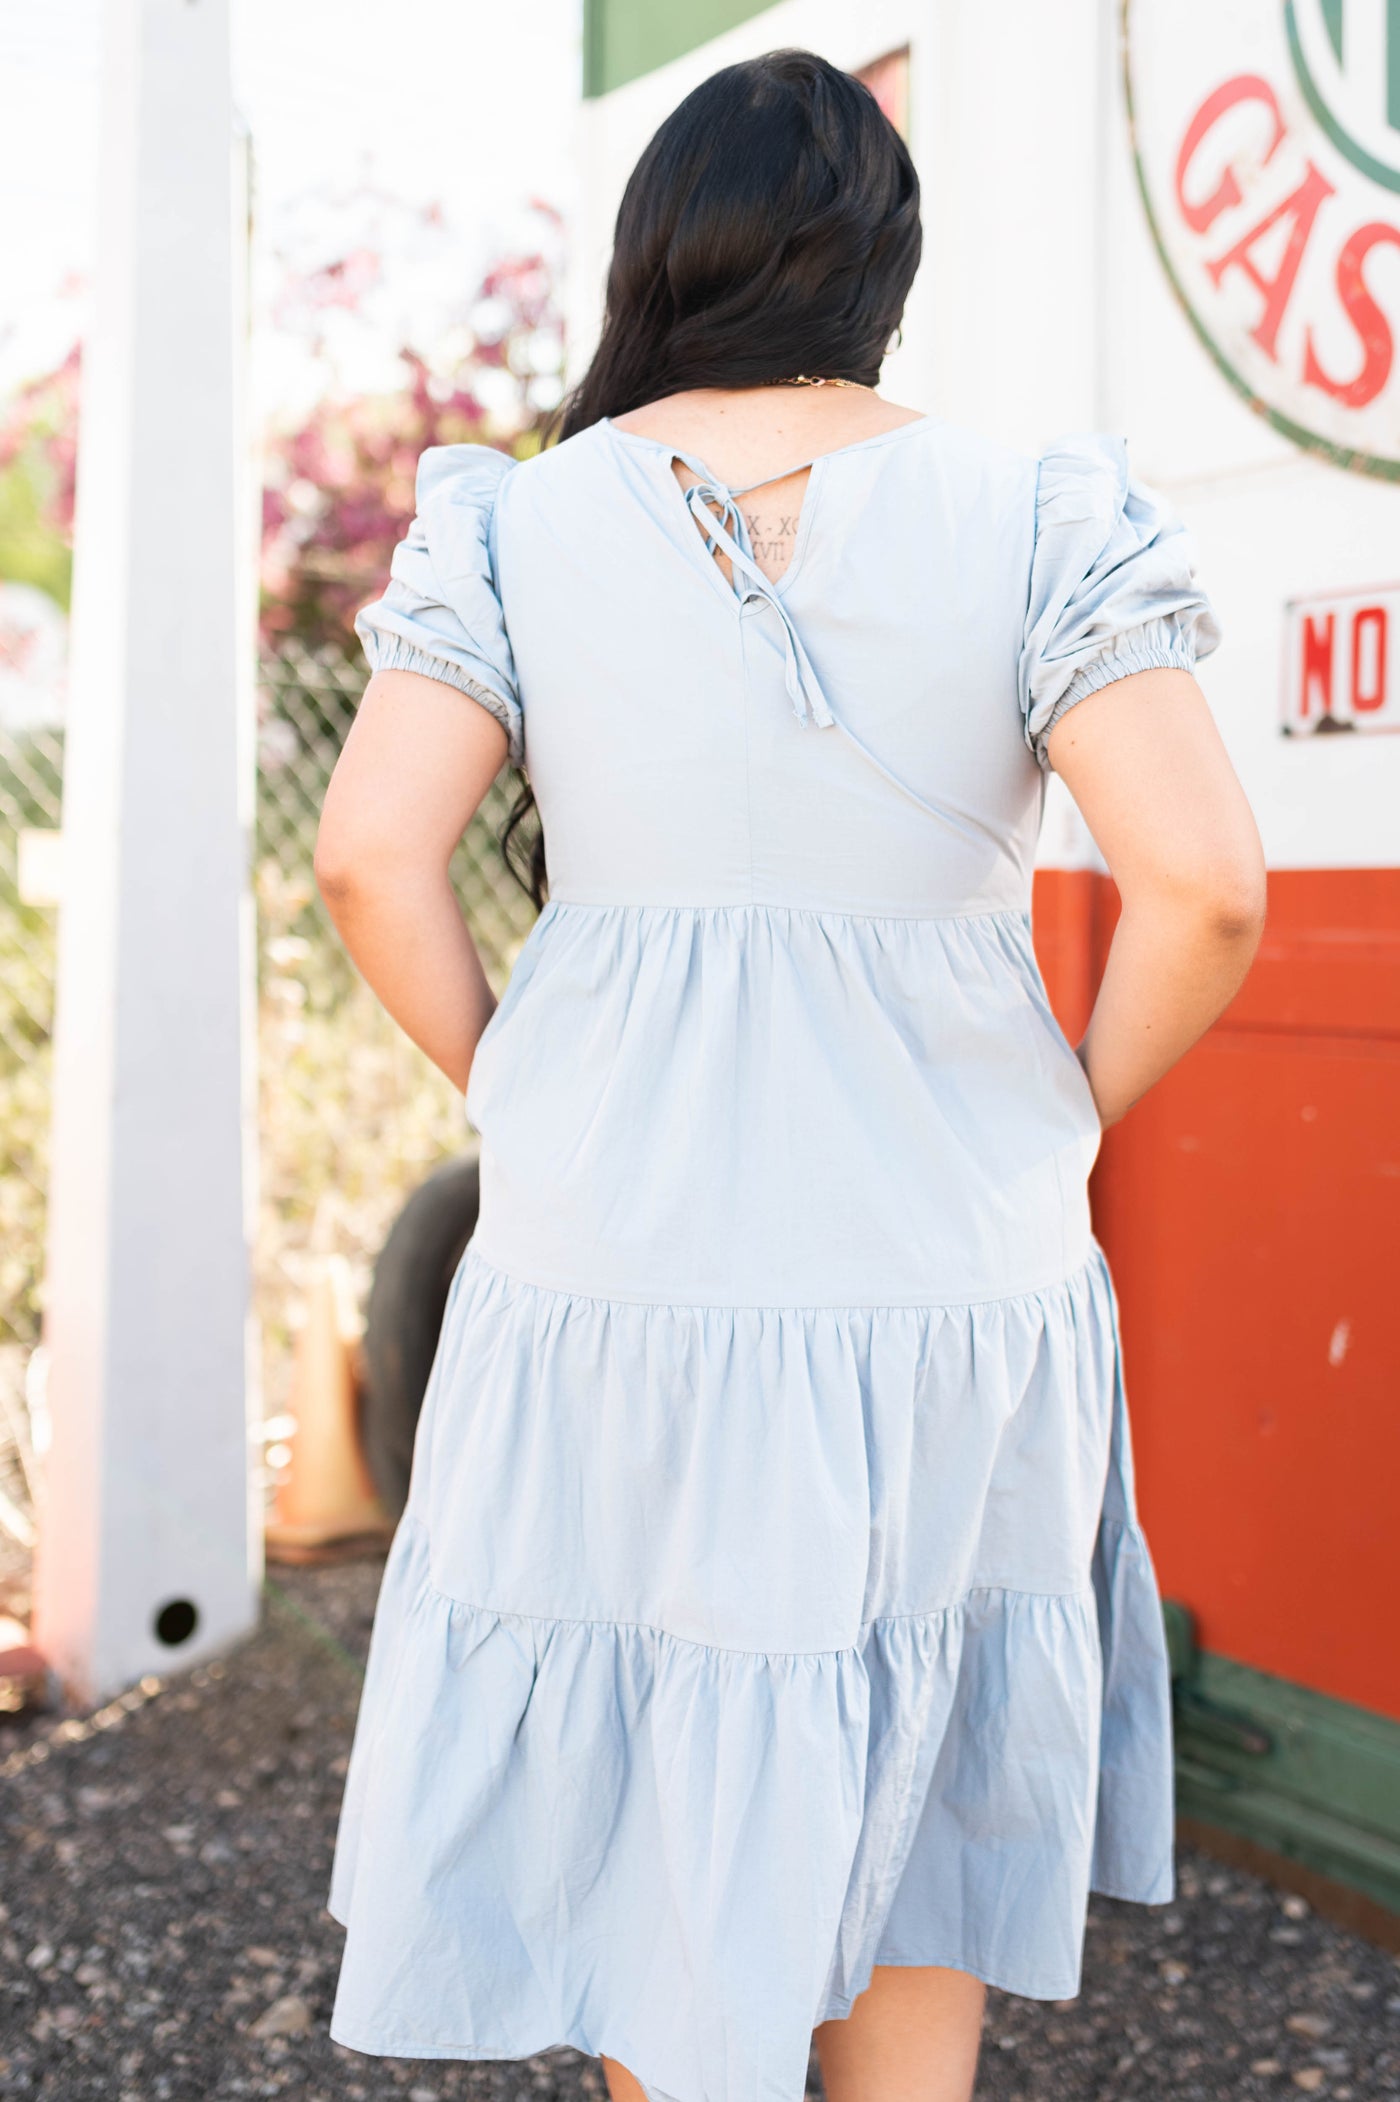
left=33, top=0, right=259, bottom=1704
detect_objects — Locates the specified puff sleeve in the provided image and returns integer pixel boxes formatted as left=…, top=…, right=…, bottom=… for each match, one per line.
left=354, top=443, right=523, bottom=766
left=1018, top=434, right=1221, bottom=772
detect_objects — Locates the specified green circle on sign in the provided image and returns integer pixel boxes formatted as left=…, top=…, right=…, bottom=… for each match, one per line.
left=1285, top=0, right=1400, bottom=195
left=1123, top=0, right=1400, bottom=482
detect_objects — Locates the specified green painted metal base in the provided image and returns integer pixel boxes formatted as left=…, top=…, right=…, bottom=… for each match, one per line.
left=1165, top=1600, right=1400, bottom=1920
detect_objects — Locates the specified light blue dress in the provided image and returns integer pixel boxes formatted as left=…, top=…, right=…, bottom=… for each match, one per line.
left=327, top=411, right=1220, bottom=2101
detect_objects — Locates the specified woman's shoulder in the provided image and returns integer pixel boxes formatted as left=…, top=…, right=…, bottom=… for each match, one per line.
left=911, top=417, right=1142, bottom=509
left=920, top=423, right=1190, bottom=581
left=1026, top=430, right=1199, bottom=575
left=888, top=416, right=1040, bottom=554
left=413, top=441, right=518, bottom=512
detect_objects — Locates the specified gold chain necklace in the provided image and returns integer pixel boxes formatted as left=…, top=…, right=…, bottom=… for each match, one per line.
left=766, top=375, right=872, bottom=389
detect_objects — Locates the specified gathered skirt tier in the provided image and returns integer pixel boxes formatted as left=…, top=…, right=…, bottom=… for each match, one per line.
left=328, top=1236, right=1175, bottom=2102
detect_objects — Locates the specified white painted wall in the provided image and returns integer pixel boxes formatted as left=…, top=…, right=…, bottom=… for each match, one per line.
left=572, top=0, right=1397, bottom=871
left=34, top=0, right=259, bottom=1705
left=567, top=0, right=944, bottom=410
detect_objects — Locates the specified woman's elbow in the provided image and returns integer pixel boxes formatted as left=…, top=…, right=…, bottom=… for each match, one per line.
left=1121, top=841, right=1268, bottom=945
left=1200, top=840, right=1268, bottom=944
left=313, top=817, right=398, bottom=910
left=314, top=816, right=443, bottom=912
left=1209, top=870, right=1268, bottom=945
left=1168, top=851, right=1268, bottom=947
left=313, top=823, right=362, bottom=908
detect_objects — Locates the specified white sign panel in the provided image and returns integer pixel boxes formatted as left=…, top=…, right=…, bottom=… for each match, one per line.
left=1282, top=580, right=1400, bottom=732
left=1126, top=0, right=1400, bottom=479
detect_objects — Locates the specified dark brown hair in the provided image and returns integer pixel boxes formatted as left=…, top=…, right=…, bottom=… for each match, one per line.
left=502, top=46, right=922, bottom=908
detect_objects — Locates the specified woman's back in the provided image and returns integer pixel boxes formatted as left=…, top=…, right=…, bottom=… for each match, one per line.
left=357, top=410, right=1209, bottom=1306
left=503, top=413, right=1038, bottom=915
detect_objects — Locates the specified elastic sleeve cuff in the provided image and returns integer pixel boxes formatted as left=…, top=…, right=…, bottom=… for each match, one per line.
left=364, top=634, right=525, bottom=767
left=1031, top=642, right=1196, bottom=772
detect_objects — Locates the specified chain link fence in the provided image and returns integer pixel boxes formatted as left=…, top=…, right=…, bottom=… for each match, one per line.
left=253, top=642, right=537, bottom=1412
left=0, top=714, right=63, bottom=1607
left=0, top=642, right=539, bottom=1604
left=0, top=720, right=63, bottom=1351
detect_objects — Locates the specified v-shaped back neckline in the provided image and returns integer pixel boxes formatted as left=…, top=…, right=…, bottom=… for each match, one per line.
left=600, top=409, right=933, bottom=498
left=601, top=410, right=933, bottom=609
left=593, top=409, right=998, bottom=849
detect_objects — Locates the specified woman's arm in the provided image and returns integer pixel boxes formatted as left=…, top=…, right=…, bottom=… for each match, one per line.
left=1044, top=666, right=1267, bottom=1130
left=314, top=668, right=512, bottom=1093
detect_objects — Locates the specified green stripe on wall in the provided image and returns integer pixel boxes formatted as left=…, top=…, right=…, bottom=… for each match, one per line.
left=584, top=0, right=779, bottom=98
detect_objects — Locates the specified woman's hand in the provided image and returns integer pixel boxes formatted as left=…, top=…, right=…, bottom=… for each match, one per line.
left=314, top=668, right=512, bottom=1094
left=1044, top=666, right=1266, bottom=1130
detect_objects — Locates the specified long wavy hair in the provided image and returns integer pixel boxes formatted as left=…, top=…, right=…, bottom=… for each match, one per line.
left=501, top=47, right=922, bottom=908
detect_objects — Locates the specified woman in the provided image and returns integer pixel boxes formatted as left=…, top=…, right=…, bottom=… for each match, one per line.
left=315, top=47, right=1264, bottom=2102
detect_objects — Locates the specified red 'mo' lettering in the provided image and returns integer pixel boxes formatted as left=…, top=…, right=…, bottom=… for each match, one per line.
left=1299, top=611, right=1334, bottom=719
left=1351, top=606, right=1388, bottom=714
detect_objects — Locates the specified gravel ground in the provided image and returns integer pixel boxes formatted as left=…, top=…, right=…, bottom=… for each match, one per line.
left=2, top=1555, right=1398, bottom=2102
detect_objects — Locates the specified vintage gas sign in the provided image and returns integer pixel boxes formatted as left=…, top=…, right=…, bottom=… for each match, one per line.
left=1282, top=579, right=1400, bottom=730
left=1126, top=0, right=1400, bottom=479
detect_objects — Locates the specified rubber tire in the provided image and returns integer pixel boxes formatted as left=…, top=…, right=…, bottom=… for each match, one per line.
left=361, top=1153, right=481, bottom=1522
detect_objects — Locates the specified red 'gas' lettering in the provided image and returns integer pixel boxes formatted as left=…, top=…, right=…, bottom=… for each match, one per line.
left=1205, top=163, right=1336, bottom=361
left=1174, top=74, right=1287, bottom=235
left=1303, top=221, right=1400, bottom=410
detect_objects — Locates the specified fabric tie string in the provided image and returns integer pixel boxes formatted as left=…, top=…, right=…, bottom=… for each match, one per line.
left=682, top=480, right=835, bottom=729
left=680, top=474, right=1002, bottom=853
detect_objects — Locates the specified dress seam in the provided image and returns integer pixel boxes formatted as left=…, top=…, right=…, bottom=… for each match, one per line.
left=459, top=1238, right=1104, bottom=1316
left=406, top=1523, right=1097, bottom=1657
left=739, top=589, right=757, bottom=904
left=542, top=895, right=1032, bottom=927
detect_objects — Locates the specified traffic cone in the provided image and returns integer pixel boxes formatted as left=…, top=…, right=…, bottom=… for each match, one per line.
left=265, top=1256, right=393, bottom=1564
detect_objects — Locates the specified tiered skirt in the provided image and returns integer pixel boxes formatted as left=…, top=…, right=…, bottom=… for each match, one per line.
left=328, top=1235, right=1174, bottom=2102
